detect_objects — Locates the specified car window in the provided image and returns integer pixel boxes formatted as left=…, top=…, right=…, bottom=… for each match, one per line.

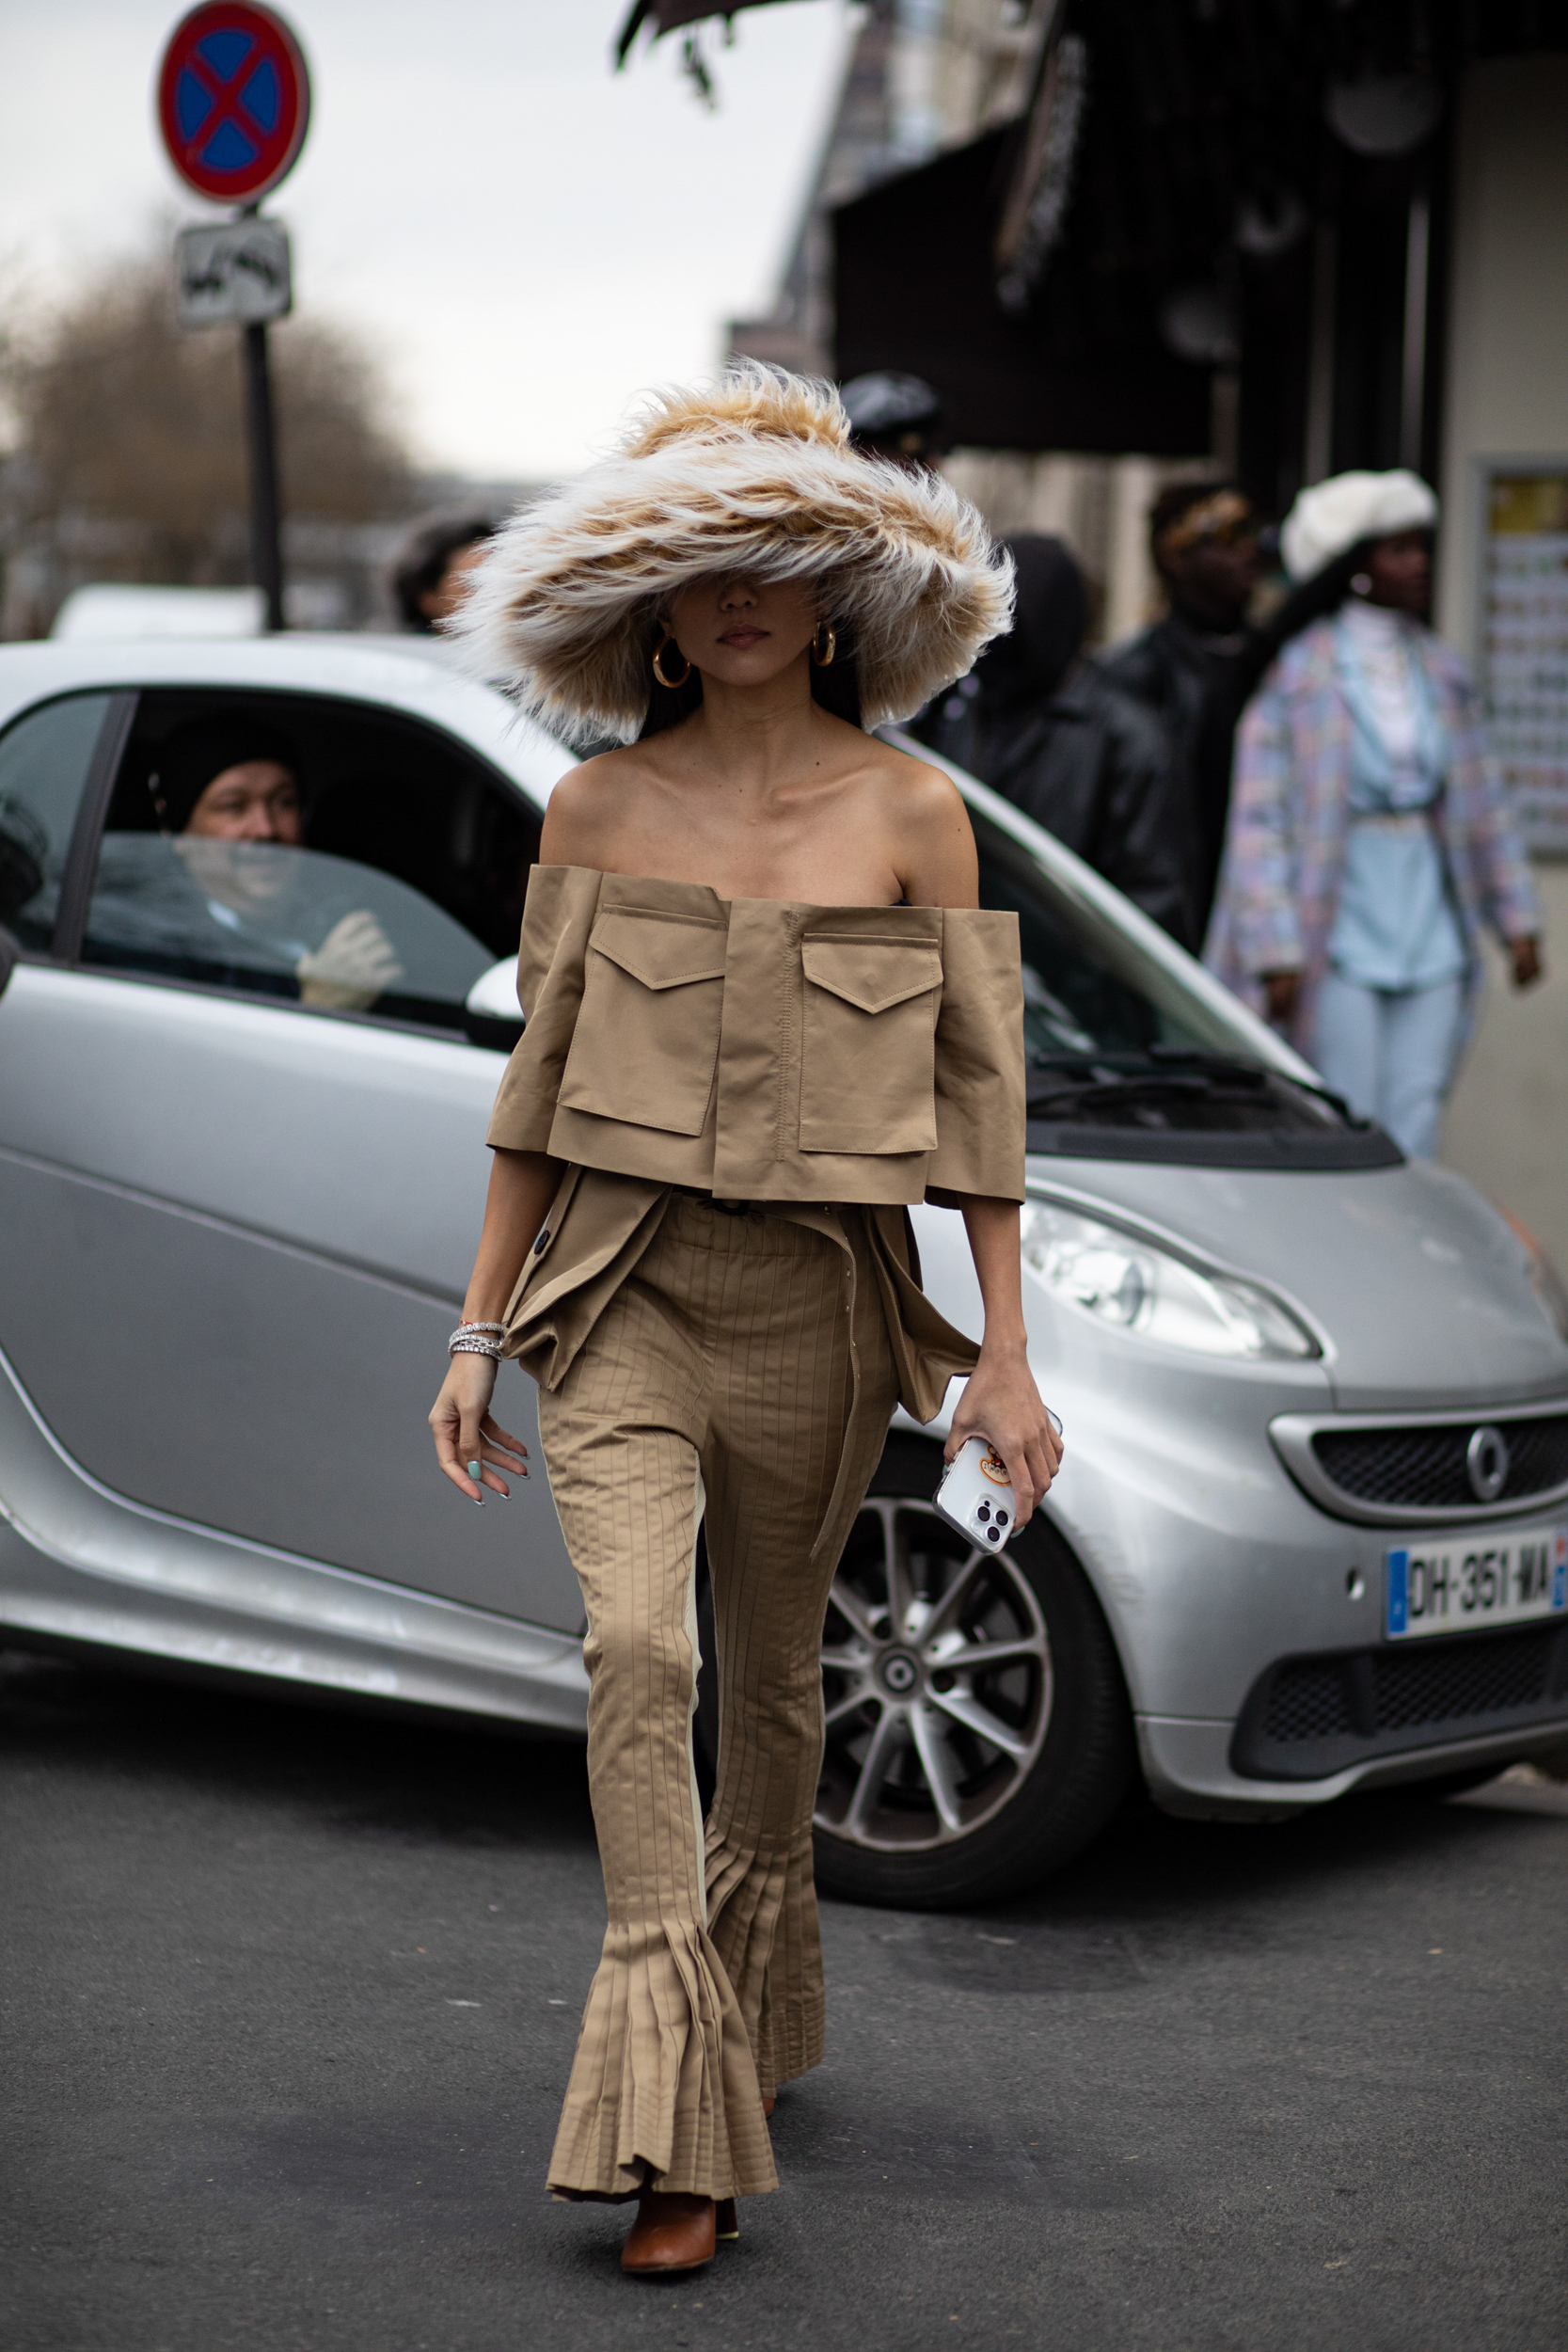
left=0, top=693, right=117, bottom=953
left=81, top=689, right=540, bottom=1031
left=970, top=804, right=1367, bottom=1146
left=973, top=807, right=1243, bottom=1059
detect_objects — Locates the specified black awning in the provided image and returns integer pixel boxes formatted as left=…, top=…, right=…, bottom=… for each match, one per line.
left=831, top=125, right=1212, bottom=457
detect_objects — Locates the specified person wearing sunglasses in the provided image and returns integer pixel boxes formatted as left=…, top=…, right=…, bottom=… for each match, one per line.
left=1101, top=484, right=1271, bottom=946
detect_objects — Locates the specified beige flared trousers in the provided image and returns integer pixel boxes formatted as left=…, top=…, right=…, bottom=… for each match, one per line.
left=536, top=1193, right=900, bottom=2203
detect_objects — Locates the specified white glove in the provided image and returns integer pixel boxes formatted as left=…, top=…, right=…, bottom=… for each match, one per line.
left=296, top=909, right=404, bottom=1011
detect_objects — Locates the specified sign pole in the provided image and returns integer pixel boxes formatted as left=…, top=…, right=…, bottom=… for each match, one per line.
left=157, top=4, right=310, bottom=636
left=242, top=315, right=285, bottom=632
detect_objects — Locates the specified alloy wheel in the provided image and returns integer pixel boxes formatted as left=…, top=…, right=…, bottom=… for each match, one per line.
left=815, top=1495, right=1053, bottom=1852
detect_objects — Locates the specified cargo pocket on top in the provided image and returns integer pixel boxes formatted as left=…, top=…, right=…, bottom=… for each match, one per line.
left=800, top=934, right=942, bottom=1153
left=559, top=910, right=727, bottom=1136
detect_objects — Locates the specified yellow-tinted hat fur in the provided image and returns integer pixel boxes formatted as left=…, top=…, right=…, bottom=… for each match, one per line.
left=454, top=364, right=1013, bottom=745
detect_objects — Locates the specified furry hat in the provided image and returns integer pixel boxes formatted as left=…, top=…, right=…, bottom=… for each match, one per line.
left=1282, top=469, right=1438, bottom=583
left=454, top=365, right=1015, bottom=744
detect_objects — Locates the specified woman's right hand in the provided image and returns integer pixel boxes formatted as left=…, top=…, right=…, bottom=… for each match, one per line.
left=429, top=1351, right=529, bottom=1504
left=1511, top=934, right=1544, bottom=990
left=1261, top=968, right=1300, bottom=1026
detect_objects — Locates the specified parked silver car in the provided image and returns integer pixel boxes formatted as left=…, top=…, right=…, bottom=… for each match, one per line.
left=3, top=635, right=1566, bottom=1908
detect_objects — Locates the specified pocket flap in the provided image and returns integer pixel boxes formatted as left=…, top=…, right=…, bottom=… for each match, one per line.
left=801, top=935, right=942, bottom=1016
left=589, top=910, right=728, bottom=992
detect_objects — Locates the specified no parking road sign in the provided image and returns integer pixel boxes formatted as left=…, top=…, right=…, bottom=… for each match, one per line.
left=158, top=1, right=310, bottom=206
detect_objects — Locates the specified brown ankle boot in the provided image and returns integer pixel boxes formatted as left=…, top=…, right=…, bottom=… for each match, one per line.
left=620, top=2191, right=716, bottom=2275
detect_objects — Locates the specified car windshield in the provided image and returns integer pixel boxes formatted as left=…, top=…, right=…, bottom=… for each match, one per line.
left=968, top=804, right=1379, bottom=1157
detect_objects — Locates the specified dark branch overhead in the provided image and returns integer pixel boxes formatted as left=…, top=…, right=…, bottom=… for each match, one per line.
left=614, top=0, right=802, bottom=69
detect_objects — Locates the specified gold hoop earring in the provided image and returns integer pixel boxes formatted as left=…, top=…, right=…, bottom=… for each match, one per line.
left=652, top=631, right=691, bottom=691
left=811, top=621, right=836, bottom=667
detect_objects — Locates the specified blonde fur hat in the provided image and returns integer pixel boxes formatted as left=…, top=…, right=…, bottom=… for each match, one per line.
left=454, top=364, right=1015, bottom=745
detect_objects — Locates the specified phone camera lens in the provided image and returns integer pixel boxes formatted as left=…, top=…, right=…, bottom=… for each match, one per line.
left=976, top=1503, right=990, bottom=1522
left=995, top=1510, right=1008, bottom=1526
left=987, top=1526, right=1002, bottom=1543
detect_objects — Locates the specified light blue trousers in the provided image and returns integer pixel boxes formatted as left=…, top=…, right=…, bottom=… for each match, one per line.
left=1310, top=969, right=1466, bottom=1159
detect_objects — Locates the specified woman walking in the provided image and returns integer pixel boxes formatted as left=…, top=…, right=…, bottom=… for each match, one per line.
left=1207, top=469, right=1542, bottom=1156
left=427, top=369, right=1059, bottom=2277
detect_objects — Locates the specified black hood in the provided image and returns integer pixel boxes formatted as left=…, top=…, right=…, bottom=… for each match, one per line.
left=973, top=533, right=1085, bottom=708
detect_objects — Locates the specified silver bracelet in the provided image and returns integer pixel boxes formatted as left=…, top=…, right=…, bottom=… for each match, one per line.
left=449, top=1323, right=505, bottom=1359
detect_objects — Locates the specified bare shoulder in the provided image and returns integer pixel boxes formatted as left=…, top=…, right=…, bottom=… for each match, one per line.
left=538, top=746, right=643, bottom=865
left=863, top=738, right=977, bottom=904
left=866, top=736, right=968, bottom=822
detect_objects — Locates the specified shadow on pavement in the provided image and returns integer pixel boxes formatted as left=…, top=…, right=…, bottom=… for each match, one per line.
left=0, top=1645, right=596, bottom=1854
left=5, top=1644, right=1558, bottom=1923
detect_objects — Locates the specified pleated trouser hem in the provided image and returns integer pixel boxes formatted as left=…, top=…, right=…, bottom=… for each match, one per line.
left=545, top=1918, right=778, bottom=2201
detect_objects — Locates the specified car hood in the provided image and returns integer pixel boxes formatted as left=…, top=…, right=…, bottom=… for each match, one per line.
left=1025, top=1153, right=1568, bottom=1411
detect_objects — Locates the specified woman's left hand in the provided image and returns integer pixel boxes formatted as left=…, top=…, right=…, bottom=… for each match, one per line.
left=944, top=1340, right=1063, bottom=1531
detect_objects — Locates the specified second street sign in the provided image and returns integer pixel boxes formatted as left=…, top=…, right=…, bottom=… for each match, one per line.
left=176, top=216, right=293, bottom=326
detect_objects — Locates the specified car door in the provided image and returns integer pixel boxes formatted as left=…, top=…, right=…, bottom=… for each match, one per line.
left=0, top=678, right=582, bottom=1632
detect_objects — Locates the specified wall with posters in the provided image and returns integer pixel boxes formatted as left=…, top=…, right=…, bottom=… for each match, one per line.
left=1434, top=57, right=1568, bottom=1257
left=1436, top=56, right=1568, bottom=681
left=1482, top=470, right=1568, bottom=856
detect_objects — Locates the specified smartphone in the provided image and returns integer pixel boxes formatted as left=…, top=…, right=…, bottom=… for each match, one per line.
left=932, top=1417, right=1064, bottom=1550
left=933, top=1435, right=1020, bottom=1549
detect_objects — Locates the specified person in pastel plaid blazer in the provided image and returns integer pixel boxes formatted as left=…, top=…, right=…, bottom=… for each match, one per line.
left=1206, top=471, right=1541, bottom=1153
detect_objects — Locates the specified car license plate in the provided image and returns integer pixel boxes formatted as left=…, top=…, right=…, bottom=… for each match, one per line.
left=1385, top=1523, right=1568, bottom=1640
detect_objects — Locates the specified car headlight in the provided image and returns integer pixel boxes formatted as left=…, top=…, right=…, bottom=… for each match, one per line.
left=1495, top=1203, right=1568, bottom=1343
left=1021, top=1198, right=1321, bottom=1360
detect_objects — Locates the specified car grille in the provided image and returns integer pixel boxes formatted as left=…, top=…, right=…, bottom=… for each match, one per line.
left=1311, top=1414, right=1568, bottom=1512
left=1260, top=1660, right=1356, bottom=1743
left=1231, top=1621, right=1568, bottom=1780
left=1371, top=1630, right=1558, bottom=1727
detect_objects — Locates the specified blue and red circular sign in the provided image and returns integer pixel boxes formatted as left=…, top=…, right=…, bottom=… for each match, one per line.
left=157, top=3, right=310, bottom=205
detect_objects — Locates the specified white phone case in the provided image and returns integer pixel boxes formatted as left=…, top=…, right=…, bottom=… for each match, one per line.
left=933, top=1435, right=1019, bottom=1549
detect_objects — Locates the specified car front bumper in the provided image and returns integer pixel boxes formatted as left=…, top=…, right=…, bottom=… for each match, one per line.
left=1136, top=1710, right=1568, bottom=1820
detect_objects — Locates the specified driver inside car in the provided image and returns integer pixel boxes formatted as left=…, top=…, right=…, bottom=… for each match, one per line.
left=144, top=715, right=404, bottom=1012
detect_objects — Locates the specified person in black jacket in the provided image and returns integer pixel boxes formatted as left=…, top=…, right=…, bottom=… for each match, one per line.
left=1100, top=484, right=1269, bottom=946
left=912, top=532, right=1191, bottom=944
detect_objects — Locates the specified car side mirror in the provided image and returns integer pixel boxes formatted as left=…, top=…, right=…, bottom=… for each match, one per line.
left=464, top=957, right=524, bottom=1051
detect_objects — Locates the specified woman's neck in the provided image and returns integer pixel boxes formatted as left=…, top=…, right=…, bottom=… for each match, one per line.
left=676, top=655, right=825, bottom=788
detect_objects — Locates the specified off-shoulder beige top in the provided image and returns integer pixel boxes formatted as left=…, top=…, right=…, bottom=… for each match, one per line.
left=486, top=868, right=1026, bottom=1454
left=486, top=866, right=1026, bottom=1205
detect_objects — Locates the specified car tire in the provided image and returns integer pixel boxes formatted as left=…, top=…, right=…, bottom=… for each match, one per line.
left=809, top=1435, right=1135, bottom=1911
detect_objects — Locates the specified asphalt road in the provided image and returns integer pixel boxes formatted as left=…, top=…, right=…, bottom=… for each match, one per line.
left=2, top=1647, right=1565, bottom=2352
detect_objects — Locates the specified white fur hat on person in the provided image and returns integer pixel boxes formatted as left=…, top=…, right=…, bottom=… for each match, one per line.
left=453, top=364, right=1014, bottom=746
left=1280, top=469, right=1438, bottom=584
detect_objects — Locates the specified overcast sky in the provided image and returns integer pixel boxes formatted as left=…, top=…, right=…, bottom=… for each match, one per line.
left=0, top=0, right=852, bottom=481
